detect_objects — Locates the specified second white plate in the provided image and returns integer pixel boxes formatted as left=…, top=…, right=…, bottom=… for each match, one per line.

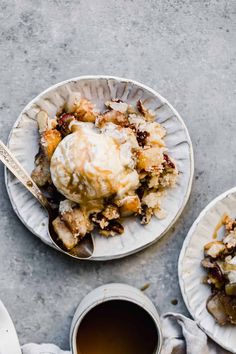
left=5, top=76, right=193, bottom=260
left=179, top=187, right=236, bottom=353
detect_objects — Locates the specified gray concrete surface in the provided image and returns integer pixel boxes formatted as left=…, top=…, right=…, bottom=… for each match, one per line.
left=0, top=0, right=236, bottom=351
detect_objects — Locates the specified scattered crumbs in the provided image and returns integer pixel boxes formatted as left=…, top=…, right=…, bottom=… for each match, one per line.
left=26, top=181, right=33, bottom=187
left=226, top=29, right=229, bottom=32
left=171, top=299, right=178, bottom=305
left=42, top=222, right=45, bottom=226
left=140, top=283, right=150, bottom=291
left=171, top=226, right=176, bottom=233
left=195, top=170, right=204, bottom=180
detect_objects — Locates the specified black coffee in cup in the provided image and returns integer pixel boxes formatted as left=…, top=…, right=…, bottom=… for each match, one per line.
left=76, top=299, right=158, bottom=354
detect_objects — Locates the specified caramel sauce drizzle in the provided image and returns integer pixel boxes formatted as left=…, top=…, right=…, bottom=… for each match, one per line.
left=213, top=213, right=228, bottom=239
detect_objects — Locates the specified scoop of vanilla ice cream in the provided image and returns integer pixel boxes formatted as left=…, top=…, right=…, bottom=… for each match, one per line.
left=50, top=123, right=139, bottom=203
left=101, top=122, right=139, bottom=169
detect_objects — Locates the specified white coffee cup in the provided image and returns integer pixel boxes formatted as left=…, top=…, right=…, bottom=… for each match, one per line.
left=0, top=284, right=163, bottom=354
left=70, top=283, right=163, bottom=354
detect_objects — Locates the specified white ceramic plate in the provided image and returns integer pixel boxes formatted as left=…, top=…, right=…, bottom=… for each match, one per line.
left=178, top=187, right=236, bottom=353
left=0, top=300, right=21, bottom=354
left=5, top=76, right=193, bottom=260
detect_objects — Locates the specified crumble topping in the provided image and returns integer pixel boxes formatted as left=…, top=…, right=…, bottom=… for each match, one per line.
left=202, top=214, right=236, bottom=325
left=31, top=95, right=178, bottom=250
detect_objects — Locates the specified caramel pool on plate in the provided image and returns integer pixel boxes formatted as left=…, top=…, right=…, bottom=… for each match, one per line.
left=76, top=300, right=158, bottom=354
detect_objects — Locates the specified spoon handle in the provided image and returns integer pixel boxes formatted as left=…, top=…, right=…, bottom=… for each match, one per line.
left=0, top=140, right=50, bottom=209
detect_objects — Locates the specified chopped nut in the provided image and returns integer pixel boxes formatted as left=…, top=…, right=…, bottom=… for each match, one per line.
left=57, top=113, right=76, bottom=136
left=102, top=204, right=120, bottom=220
left=140, top=205, right=153, bottom=225
left=163, top=153, right=175, bottom=169
left=140, top=283, right=150, bottom=291
left=136, top=130, right=149, bottom=147
left=137, top=100, right=155, bottom=121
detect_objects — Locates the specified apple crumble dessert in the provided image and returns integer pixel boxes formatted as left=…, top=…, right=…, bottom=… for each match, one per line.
left=31, top=94, right=178, bottom=250
left=202, top=214, right=236, bottom=325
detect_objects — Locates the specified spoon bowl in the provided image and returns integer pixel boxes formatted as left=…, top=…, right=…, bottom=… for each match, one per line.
left=0, top=140, right=94, bottom=259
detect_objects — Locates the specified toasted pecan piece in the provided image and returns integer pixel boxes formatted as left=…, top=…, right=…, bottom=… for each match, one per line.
left=137, top=100, right=155, bottom=122
left=140, top=205, right=153, bottom=225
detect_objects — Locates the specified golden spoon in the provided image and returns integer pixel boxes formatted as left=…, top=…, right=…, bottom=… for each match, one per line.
left=0, top=140, right=94, bottom=260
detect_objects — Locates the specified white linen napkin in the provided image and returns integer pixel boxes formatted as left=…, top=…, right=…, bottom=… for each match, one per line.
left=21, top=313, right=231, bottom=354
left=161, top=313, right=231, bottom=354
left=21, top=343, right=70, bottom=354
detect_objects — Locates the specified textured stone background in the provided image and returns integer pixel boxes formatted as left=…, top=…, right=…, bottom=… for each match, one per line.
left=0, top=0, right=235, bottom=351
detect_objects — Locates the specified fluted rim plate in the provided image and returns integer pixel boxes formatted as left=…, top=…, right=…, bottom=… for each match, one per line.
left=178, top=187, right=236, bottom=352
left=5, top=76, right=194, bottom=260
